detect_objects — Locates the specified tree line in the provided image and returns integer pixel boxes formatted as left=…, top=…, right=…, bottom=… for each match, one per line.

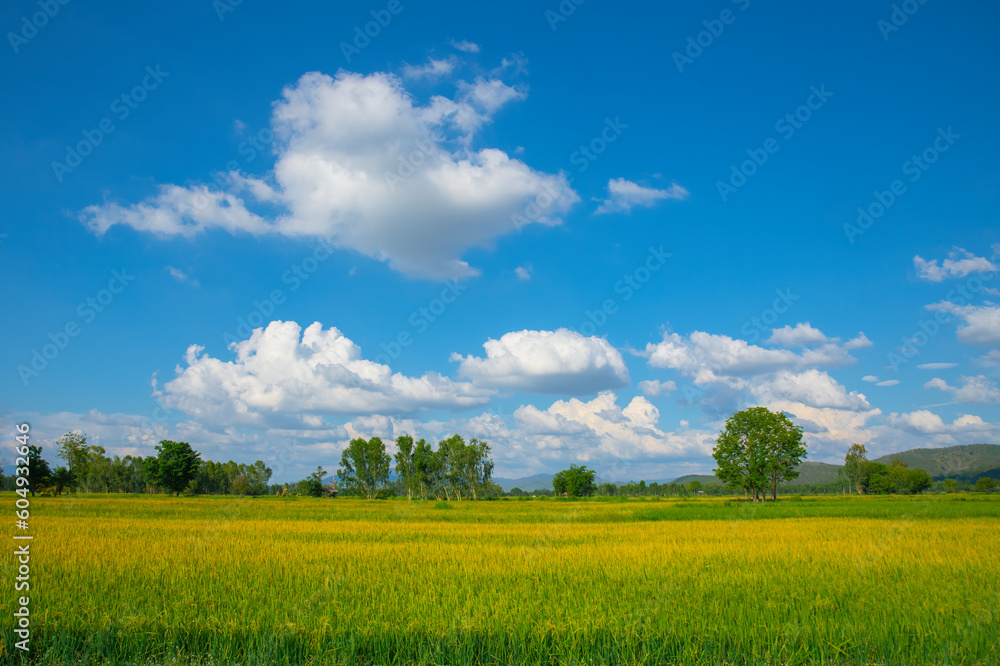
left=2, top=430, right=501, bottom=500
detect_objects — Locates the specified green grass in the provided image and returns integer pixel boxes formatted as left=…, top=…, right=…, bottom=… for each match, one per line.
left=1, top=494, right=998, bottom=665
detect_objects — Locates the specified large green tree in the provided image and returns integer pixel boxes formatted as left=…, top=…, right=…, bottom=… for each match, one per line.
left=337, top=437, right=391, bottom=499
left=25, top=445, right=52, bottom=496
left=394, top=435, right=417, bottom=500
left=152, top=441, right=202, bottom=495
left=553, top=465, right=597, bottom=497
left=843, top=443, right=869, bottom=494
left=713, top=407, right=806, bottom=501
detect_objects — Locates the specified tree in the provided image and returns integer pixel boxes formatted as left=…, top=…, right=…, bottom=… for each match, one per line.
left=843, top=444, right=869, bottom=494
left=713, top=407, right=806, bottom=501
left=152, top=441, right=202, bottom=495
left=907, top=468, right=932, bottom=494
left=337, top=437, right=391, bottom=499
left=688, top=480, right=703, bottom=494
left=943, top=478, right=958, bottom=494
left=45, top=467, right=76, bottom=496
left=412, top=438, right=434, bottom=499
left=25, top=445, right=52, bottom=496
left=553, top=465, right=597, bottom=497
left=975, top=477, right=996, bottom=493
left=394, top=435, right=417, bottom=500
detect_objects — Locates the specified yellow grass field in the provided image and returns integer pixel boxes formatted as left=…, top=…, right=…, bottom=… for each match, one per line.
left=2, top=494, right=998, bottom=665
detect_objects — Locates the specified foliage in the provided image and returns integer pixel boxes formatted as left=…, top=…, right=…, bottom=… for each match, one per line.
left=713, top=407, right=806, bottom=501
left=25, top=444, right=52, bottom=495
left=844, top=443, right=868, bottom=494
left=338, top=437, right=391, bottom=499
left=151, top=441, right=202, bottom=495
left=975, top=477, right=996, bottom=492
left=553, top=465, right=597, bottom=497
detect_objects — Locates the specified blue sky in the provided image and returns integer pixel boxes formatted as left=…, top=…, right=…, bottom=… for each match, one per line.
left=2, top=0, right=999, bottom=482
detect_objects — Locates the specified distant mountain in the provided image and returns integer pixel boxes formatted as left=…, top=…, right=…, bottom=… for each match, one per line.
left=873, top=444, right=1000, bottom=476
left=492, top=445, right=1000, bottom=492
left=494, top=474, right=555, bottom=492
left=671, top=461, right=843, bottom=487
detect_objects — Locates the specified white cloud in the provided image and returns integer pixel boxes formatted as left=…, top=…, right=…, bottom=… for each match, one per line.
left=166, top=266, right=198, bottom=286
left=977, top=350, right=1000, bottom=370
left=876, top=379, right=900, bottom=387
left=515, top=265, right=531, bottom=280
left=161, top=320, right=494, bottom=427
left=512, top=391, right=714, bottom=466
left=402, top=57, right=456, bottom=79
left=886, top=410, right=1000, bottom=437
left=452, top=329, right=629, bottom=394
left=926, top=301, right=1000, bottom=345
left=641, top=328, right=862, bottom=385
left=749, top=370, right=871, bottom=410
left=638, top=379, right=676, bottom=398
left=594, top=178, right=688, bottom=215
left=79, top=69, right=577, bottom=280
left=924, top=375, right=1000, bottom=403
left=451, top=39, right=480, bottom=53
left=917, top=362, right=958, bottom=370
left=862, top=375, right=879, bottom=382
left=766, top=322, right=829, bottom=347
left=913, top=247, right=998, bottom=282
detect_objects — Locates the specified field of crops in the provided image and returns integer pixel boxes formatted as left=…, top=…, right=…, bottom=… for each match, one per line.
left=2, top=494, right=998, bottom=665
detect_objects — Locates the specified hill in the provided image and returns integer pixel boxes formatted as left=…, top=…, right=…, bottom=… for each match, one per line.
left=494, top=474, right=555, bottom=492
left=672, top=461, right=842, bottom=488
left=873, top=444, right=1000, bottom=476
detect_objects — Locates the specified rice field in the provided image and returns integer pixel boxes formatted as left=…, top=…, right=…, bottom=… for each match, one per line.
left=2, top=494, right=998, bottom=665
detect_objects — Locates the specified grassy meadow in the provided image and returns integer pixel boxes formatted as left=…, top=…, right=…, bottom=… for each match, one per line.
left=2, top=494, right=999, bottom=665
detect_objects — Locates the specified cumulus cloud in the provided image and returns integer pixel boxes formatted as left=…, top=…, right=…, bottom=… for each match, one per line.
left=638, top=379, right=676, bottom=398
left=79, top=68, right=578, bottom=280
left=749, top=370, right=871, bottom=410
left=766, top=322, right=829, bottom=347
left=161, top=320, right=493, bottom=427
left=515, top=265, right=531, bottom=280
left=913, top=247, right=998, bottom=282
left=886, top=410, right=1000, bottom=437
left=594, top=178, right=688, bottom=215
left=512, top=391, right=714, bottom=464
left=641, top=327, right=865, bottom=385
left=451, top=39, right=480, bottom=53
left=402, top=57, right=456, bottom=79
left=452, top=329, right=629, bottom=394
left=924, top=375, right=1000, bottom=403
left=926, top=302, right=1000, bottom=345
